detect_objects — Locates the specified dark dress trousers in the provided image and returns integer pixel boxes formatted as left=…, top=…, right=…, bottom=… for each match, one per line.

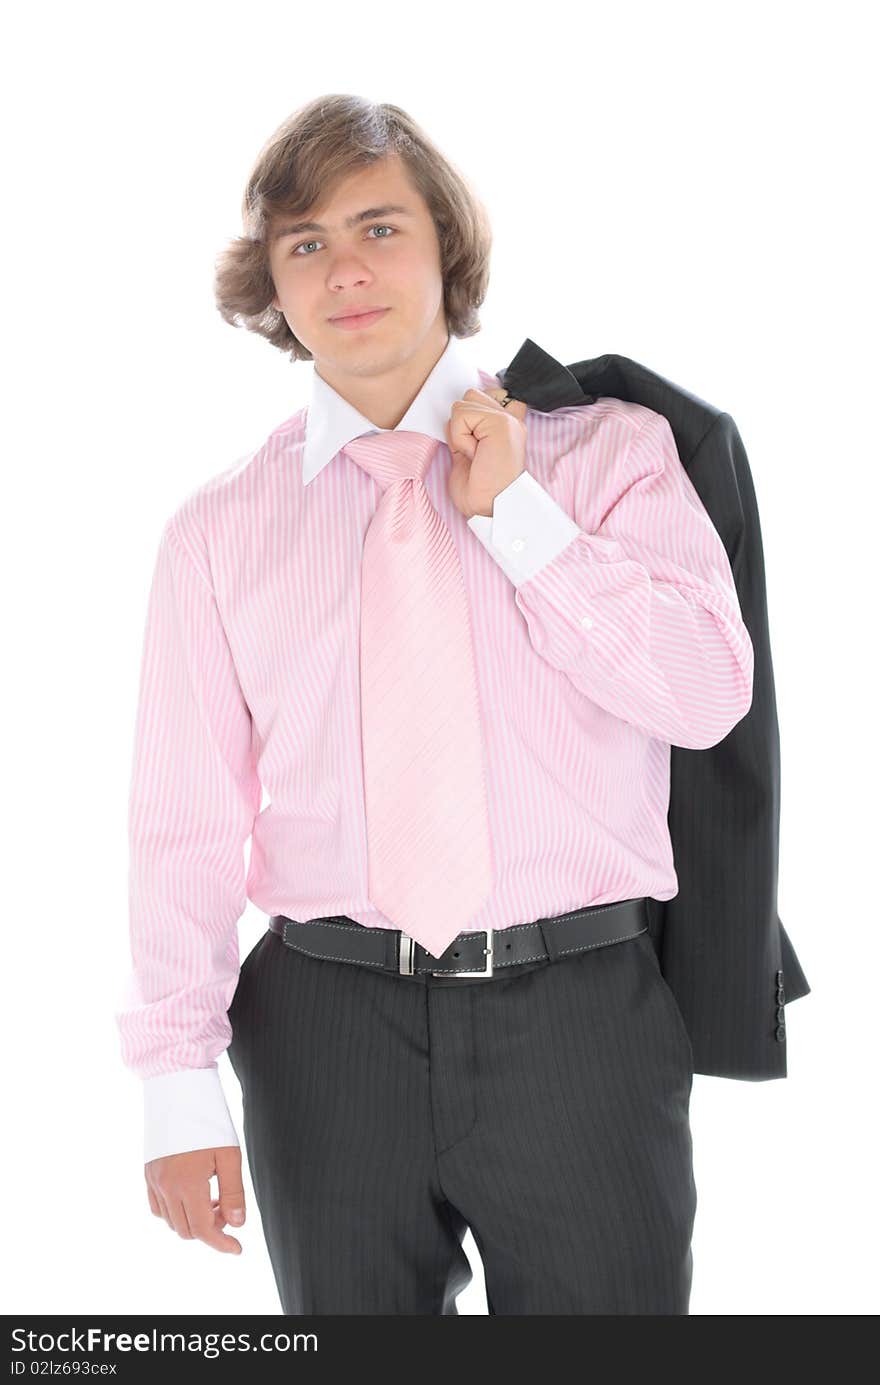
left=498, top=339, right=811, bottom=1079
left=228, top=912, right=698, bottom=1315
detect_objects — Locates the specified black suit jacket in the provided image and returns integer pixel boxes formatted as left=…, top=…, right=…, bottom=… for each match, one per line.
left=496, top=338, right=810, bottom=1081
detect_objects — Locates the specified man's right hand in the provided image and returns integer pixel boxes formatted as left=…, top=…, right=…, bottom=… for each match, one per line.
left=144, top=1146, right=246, bottom=1254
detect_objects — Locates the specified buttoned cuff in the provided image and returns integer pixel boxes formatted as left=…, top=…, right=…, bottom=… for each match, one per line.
left=143, top=1066, right=240, bottom=1164
left=467, top=469, right=580, bottom=586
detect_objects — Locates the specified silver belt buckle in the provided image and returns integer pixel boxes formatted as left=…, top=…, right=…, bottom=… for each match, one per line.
left=398, top=929, right=495, bottom=977
left=398, top=933, right=416, bottom=975
left=438, top=928, right=494, bottom=978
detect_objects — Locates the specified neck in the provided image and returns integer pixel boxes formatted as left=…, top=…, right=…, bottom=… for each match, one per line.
left=314, top=320, right=451, bottom=430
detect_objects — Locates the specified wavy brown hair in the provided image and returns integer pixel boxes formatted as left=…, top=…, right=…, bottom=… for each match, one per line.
left=213, top=94, right=493, bottom=362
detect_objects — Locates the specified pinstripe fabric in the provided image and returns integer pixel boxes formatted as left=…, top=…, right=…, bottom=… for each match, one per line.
left=116, top=339, right=752, bottom=1098
left=227, top=922, right=697, bottom=1315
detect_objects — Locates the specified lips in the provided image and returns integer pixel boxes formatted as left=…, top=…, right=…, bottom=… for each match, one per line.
left=329, top=307, right=390, bottom=329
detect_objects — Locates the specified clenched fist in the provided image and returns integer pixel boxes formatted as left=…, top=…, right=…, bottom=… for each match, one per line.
left=446, top=386, right=529, bottom=520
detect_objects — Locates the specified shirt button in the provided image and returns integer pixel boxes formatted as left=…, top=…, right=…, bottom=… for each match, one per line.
left=511, top=537, right=526, bottom=552
left=580, top=614, right=594, bottom=628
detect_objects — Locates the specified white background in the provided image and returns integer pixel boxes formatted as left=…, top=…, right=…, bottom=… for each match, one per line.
left=4, top=0, right=877, bottom=1317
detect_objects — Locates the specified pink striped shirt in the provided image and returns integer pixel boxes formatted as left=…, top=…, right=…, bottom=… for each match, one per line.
left=116, top=332, right=754, bottom=1162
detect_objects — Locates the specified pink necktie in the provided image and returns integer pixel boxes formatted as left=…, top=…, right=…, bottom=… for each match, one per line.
left=343, top=429, right=493, bottom=959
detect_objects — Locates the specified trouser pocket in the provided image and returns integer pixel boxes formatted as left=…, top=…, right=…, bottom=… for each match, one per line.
left=631, top=929, right=694, bottom=1074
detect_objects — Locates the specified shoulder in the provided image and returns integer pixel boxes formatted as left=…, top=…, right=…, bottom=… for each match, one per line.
left=527, top=396, right=673, bottom=480
left=530, top=395, right=668, bottom=441
left=165, top=404, right=308, bottom=559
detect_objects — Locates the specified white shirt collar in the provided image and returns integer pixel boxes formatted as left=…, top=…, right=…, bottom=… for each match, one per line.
left=301, top=332, right=500, bottom=485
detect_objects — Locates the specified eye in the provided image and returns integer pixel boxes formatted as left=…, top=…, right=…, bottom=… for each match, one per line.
left=290, top=224, right=398, bottom=256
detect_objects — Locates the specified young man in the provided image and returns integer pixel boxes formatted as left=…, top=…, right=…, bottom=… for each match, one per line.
left=116, top=96, right=754, bottom=1314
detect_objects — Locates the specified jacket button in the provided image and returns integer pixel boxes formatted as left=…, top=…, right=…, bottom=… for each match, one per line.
left=777, top=969, right=784, bottom=984
left=775, top=1023, right=786, bottom=1042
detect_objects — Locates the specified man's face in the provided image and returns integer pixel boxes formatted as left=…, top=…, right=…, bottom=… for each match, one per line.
left=267, top=153, right=447, bottom=380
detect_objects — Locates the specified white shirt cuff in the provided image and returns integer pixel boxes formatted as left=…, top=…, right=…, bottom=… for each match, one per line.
left=467, top=469, right=580, bottom=586
left=142, top=1066, right=240, bottom=1164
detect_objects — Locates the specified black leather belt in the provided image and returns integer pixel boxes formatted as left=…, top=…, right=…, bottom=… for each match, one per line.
left=267, top=897, right=649, bottom=982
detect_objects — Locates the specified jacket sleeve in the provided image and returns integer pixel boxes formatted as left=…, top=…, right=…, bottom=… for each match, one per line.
left=113, top=517, right=261, bottom=1162
left=467, top=409, right=754, bottom=749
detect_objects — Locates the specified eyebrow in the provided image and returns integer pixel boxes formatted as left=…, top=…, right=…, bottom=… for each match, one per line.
left=270, top=204, right=415, bottom=244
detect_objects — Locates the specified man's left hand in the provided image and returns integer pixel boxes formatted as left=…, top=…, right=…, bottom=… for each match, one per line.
left=446, top=387, right=529, bottom=519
